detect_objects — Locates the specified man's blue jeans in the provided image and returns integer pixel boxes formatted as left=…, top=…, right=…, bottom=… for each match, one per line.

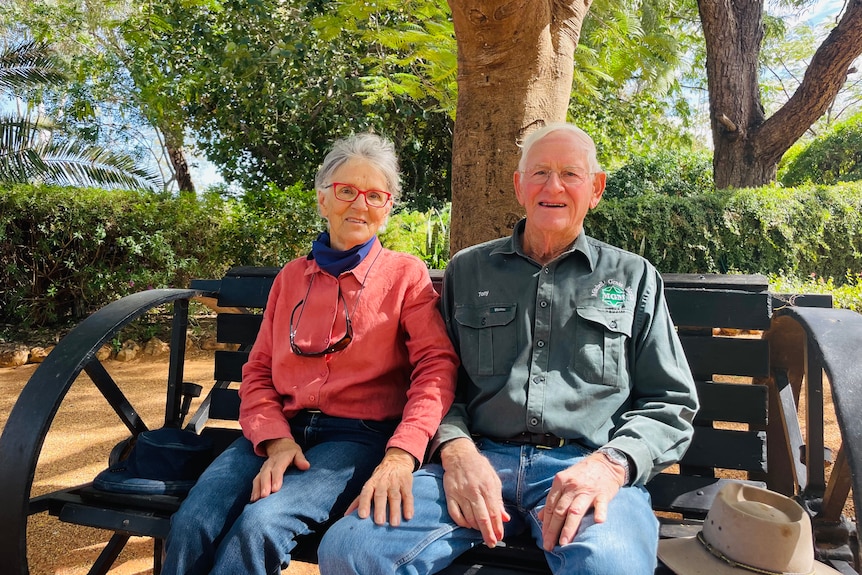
left=161, top=411, right=396, bottom=575
left=319, top=439, right=658, bottom=575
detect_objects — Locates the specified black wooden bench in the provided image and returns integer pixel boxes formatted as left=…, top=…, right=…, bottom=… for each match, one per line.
left=1, top=267, right=861, bottom=574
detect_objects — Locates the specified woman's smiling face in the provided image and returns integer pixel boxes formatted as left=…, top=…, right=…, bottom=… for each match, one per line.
left=318, top=159, right=392, bottom=251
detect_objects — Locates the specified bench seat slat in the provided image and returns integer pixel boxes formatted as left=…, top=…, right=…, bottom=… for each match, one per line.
left=57, top=500, right=172, bottom=539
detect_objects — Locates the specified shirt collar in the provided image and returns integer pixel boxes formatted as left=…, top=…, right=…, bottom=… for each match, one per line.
left=490, top=218, right=596, bottom=271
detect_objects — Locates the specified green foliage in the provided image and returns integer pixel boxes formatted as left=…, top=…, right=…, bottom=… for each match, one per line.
left=604, top=149, right=713, bottom=199
left=780, top=113, right=862, bottom=186
left=0, top=182, right=323, bottom=327
left=769, top=271, right=862, bottom=314
left=1, top=2, right=184, bottom=191
left=586, top=182, right=862, bottom=280
left=0, top=184, right=225, bottom=327
left=136, top=0, right=452, bottom=209
left=220, top=182, right=324, bottom=268
left=379, top=204, right=450, bottom=269
left=6, top=181, right=862, bottom=330
left=0, top=38, right=161, bottom=190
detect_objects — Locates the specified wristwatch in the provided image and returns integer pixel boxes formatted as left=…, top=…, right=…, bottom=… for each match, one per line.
left=597, top=447, right=631, bottom=486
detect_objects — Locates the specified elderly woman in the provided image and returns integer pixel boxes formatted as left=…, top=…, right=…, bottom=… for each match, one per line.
left=161, top=133, right=458, bottom=575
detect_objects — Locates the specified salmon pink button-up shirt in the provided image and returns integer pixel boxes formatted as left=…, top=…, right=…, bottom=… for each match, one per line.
left=239, top=239, right=458, bottom=463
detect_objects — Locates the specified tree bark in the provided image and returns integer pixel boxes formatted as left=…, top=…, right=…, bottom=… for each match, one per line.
left=447, top=0, right=591, bottom=255
left=699, top=0, right=862, bottom=189
left=168, top=143, right=196, bottom=195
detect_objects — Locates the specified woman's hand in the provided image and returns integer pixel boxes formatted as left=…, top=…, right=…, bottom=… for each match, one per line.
left=251, top=437, right=311, bottom=502
left=346, top=447, right=416, bottom=526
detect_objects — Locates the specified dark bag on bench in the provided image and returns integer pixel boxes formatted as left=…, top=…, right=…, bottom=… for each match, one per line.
left=93, top=428, right=214, bottom=496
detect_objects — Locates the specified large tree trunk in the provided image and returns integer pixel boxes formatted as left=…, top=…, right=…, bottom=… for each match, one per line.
left=699, top=0, right=862, bottom=189
left=447, top=0, right=591, bottom=255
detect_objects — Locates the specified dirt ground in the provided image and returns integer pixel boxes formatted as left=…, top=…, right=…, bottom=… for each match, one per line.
left=0, top=353, right=855, bottom=575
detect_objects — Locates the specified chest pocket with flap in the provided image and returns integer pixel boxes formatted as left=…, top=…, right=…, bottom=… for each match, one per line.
left=454, top=304, right=518, bottom=376
left=571, top=306, right=633, bottom=388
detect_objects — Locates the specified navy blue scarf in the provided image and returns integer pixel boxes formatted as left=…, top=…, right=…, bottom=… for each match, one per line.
left=310, top=232, right=376, bottom=276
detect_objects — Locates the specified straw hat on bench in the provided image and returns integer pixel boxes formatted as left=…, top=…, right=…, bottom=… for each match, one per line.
left=658, top=483, right=840, bottom=575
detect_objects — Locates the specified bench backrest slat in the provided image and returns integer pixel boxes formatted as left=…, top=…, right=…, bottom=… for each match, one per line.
left=665, top=289, right=771, bottom=330
left=217, top=314, right=264, bottom=345
left=214, top=350, right=250, bottom=383
left=693, top=381, right=767, bottom=425
left=680, top=337, right=769, bottom=379
left=218, top=268, right=279, bottom=308
left=679, top=427, right=767, bottom=471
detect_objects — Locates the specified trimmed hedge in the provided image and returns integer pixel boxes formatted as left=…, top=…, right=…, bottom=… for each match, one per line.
left=0, top=184, right=320, bottom=327
left=3, top=181, right=861, bottom=328
left=586, top=182, right=862, bottom=278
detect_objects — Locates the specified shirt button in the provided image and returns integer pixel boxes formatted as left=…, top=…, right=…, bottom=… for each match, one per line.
left=610, top=320, right=618, bottom=328
left=540, top=301, right=548, bottom=308
left=481, top=318, right=486, bottom=325
left=537, top=340, right=545, bottom=348
left=543, top=267, right=550, bottom=274
left=530, top=418, right=539, bottom=426
left=532, top=376, right=544, bottom=383
left=309, top=395, right=315, bottom=401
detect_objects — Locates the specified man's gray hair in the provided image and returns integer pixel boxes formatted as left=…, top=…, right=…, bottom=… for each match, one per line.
left=314, top=133, right=402, bottom=203
left=517, top=122, right=603, bottom=174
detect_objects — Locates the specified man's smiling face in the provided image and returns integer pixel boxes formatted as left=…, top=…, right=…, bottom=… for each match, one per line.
left=513, top=130, right=605, bottom=241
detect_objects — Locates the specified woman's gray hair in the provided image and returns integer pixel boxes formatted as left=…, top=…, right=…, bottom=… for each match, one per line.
left=314, top=133, right=402, bottom=203
left=517, top=122, right=603, bottom=174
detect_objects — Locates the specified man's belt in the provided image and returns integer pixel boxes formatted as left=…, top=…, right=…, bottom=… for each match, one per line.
left=479, top=432, right=569, bottom=449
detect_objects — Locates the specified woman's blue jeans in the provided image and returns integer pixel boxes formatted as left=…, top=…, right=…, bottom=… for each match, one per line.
left=161, top=411, right=396, bottom=575
left=319, top=439, right=659, bottom=575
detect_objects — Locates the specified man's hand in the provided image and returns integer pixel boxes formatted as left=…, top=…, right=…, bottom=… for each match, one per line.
left=537, top=451, right=626, bottom=550
left=440, top=438, right=511, bottom=547
left=251, top=437, right=311, bottom=502
left=346, top=447, right=416, bottom=526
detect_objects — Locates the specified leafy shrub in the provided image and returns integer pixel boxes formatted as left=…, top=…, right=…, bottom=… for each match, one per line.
left=770, top=271, right=862, bottom=314
left=0, top=183, right=322, bottom=327
left=218, top=182, right=323, bottom=267
left=380, top=204, right=451, bottom=269
left=781, top=113, right=862, bottom=186
left=0, top=185, right=226, bottom=327
left=586, top=182, right=862, bottom=280
left=604, top=149, right=714, bottom=199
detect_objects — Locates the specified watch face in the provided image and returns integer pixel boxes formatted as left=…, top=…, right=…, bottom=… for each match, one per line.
left=600, top=448, right=627, bottom=466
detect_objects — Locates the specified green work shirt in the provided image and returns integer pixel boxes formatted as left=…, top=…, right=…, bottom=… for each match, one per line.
left=434, top=220, right=699, bottom=485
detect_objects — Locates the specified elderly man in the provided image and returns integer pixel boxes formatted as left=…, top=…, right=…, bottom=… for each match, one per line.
left=319, top=122, right=699, bottom=574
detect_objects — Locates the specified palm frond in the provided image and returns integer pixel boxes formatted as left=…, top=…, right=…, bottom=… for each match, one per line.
left=0, top=39, right=67, bottom=93
left=36, top=140, right=161, bottom=190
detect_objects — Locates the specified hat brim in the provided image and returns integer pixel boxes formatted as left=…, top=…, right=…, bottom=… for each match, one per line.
left=93, top=468, right=197, bottom=496
left=657, top=536, right=842, bottom=575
